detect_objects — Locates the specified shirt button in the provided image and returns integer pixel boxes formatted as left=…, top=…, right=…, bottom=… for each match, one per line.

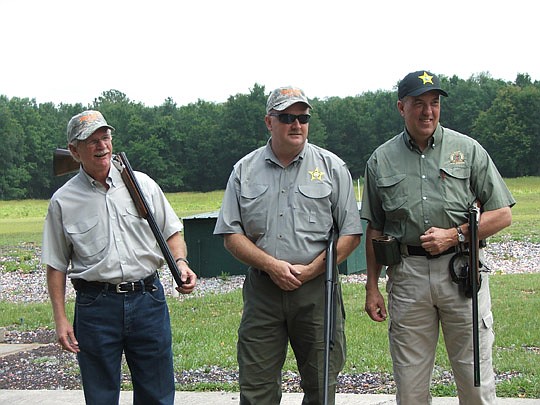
left=423, top=196, right=427, bottom=200
left=422, top=175, right=426, bottom=179
left=421, top=155, right=425, bottom=159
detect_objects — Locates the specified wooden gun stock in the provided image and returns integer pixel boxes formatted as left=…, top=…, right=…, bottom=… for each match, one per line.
left=113, top=152, right=184, bottom=287
left=53, top=148, right=80, bottom=176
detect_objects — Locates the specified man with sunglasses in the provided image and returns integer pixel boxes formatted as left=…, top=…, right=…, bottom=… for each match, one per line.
left=42, top=110, right=197, bottom=405
left=215, top=86, right=362, bottom=404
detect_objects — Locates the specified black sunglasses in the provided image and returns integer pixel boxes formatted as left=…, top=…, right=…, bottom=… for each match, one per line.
left=268, top=113, right=311, bottom=124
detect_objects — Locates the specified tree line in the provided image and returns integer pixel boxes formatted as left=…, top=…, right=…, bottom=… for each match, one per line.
left=1, top=73, right=539, bottom=200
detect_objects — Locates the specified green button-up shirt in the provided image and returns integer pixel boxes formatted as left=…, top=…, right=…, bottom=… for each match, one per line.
left=214, top=140, right=362, bottom=265
left=361, top=124, right=515, bottom=245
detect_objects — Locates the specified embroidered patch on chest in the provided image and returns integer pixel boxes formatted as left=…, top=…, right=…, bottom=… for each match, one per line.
left=449, top=151, right=465, bottom=164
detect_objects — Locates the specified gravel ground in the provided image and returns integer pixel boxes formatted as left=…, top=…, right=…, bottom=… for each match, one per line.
left=0, top=240, right=538, bottom=392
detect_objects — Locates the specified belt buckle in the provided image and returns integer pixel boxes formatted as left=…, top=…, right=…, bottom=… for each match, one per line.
left=116, top=282, right=134, bottom=293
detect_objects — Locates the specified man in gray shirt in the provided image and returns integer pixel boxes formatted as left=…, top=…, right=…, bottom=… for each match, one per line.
left=42, top=110, right=197, bottom=405
left=214, top=86, right=362, bottom=404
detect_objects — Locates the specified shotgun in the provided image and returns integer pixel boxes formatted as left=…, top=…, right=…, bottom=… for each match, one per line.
left=323, top=225, right=338, bottom=405
left=53, top=148, right=80, bottom=176
left=52, top=148, right=184, bottom=287
left=468, top=203, right=481, bottom=387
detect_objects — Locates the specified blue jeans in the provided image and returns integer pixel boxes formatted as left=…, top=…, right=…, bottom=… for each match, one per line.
left=74, top=278, right=175, bottom=405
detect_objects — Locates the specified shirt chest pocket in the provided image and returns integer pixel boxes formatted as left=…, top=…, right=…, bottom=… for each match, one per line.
left=65, top=216, right=108, bottom=258
left=440, top=164, right=475, bottom=212
left=294, top=184, right=332, bottom=232
left=376, top=174, right=408, bottom=218
left=240, top=184, right=269, bottom=238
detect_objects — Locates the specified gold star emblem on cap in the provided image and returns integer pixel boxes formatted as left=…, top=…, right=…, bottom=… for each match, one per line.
left=418, top=71, right=434, bottom=85
left=308, top=167, right=324, bottom=181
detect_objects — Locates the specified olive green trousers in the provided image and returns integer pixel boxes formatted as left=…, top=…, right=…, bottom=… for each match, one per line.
left=237, top=269, right=346, bottom=405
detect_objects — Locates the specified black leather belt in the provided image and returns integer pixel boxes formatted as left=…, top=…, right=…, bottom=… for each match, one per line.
left=71, top=272, right=158, bottom=293
left=406, top=245, right=457, bottom=260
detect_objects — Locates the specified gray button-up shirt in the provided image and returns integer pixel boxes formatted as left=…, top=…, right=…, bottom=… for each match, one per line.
left=214, top=140, right=362, bottom=265
left=42, top=163, right=182, bottom=283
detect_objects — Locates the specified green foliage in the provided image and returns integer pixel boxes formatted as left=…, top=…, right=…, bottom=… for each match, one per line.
left=475, top=84, right=540, bottom=177
left=1, top=75, right=540, bottom=199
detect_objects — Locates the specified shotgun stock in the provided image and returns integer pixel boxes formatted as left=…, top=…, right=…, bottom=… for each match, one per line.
left=323, top=225, right=338, bottom=405
left=53, top=148, right=80, bottom=176
left=112, top=153, right=184, bottom=287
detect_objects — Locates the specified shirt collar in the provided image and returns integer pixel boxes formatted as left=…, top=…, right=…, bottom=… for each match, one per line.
left=402, top=123, right=443, bottom=152
left=78, top=161, right=117, bottom=190
left=264, top=139, right=308, bottom=167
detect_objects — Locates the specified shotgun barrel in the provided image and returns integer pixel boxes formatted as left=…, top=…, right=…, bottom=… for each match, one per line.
left=323, top=225, right=338, bottom=405
left=468, top=204, right=481, bottom=387
left=113, top=153, right=184, bottom=287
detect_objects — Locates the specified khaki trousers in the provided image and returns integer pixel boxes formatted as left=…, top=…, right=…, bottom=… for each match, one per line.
left=386, top=253, right=496, bottom=405
left=237, top=269, right=346, bottom=405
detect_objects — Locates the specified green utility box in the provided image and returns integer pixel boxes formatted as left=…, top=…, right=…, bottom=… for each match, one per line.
left=182, top=211, right=367, bottom=278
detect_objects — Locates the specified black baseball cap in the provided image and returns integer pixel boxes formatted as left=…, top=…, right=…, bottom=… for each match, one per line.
left=398, top=70, right=448, bottom=99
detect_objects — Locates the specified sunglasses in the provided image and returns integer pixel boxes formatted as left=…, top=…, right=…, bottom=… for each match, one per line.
left=268, top=113, right=311, bottom=124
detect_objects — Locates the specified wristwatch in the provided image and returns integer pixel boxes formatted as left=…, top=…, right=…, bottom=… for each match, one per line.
left=456, top=226, right=466, bottom=243
left=175, top=257, right=190, bottom=265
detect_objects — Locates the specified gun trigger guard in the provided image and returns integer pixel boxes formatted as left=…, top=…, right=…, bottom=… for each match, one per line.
left=112, top=155, right=124, bottom=172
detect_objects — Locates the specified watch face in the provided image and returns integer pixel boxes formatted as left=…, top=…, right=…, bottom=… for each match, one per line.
left=457, top=227, right=465, bottom=242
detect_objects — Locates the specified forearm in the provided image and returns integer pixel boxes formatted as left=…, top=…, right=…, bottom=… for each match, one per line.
left=450, top=206, right=513, bottom=245
left=465, top=206, right=511, bottom=241
left=365, top=225, right=384, bottom=291
left=167, top=231, right=196, bottom=291
left=223, top=233, right=278, bottom=271
left=166, top=231, right=188, bottom=261
left=46, top=266, right=68, bottom=324
left=298, top=234, right=361, bottom=280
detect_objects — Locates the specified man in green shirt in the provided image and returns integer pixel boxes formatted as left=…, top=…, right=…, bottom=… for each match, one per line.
left=361, top=70, right=515, bottom=405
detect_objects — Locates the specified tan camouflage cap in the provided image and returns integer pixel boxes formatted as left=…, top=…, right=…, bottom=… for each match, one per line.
left=67, top=110, right=115, bottom=143
left=266, top=86, right=312, bottom=113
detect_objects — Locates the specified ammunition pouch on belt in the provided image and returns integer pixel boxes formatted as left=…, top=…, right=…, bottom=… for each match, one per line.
left=372, top=235, right=402, bottom=266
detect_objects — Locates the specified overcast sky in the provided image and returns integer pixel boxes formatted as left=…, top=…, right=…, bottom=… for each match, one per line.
left=1, top=0, right=537, bottom=107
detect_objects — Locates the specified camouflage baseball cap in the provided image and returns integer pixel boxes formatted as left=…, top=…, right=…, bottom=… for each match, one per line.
left=67, top=110, right=115, bottom=143
left=398, top=70, right=448, bottom=99
left=266, top=86, right=312, bottom=113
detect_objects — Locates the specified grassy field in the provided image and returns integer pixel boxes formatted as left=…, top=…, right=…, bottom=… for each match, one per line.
left=1, top=274, right=538, bottom=397
left=0, top=176, right=539, bottom=397
left=0, top=176, right=538, bottom=245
